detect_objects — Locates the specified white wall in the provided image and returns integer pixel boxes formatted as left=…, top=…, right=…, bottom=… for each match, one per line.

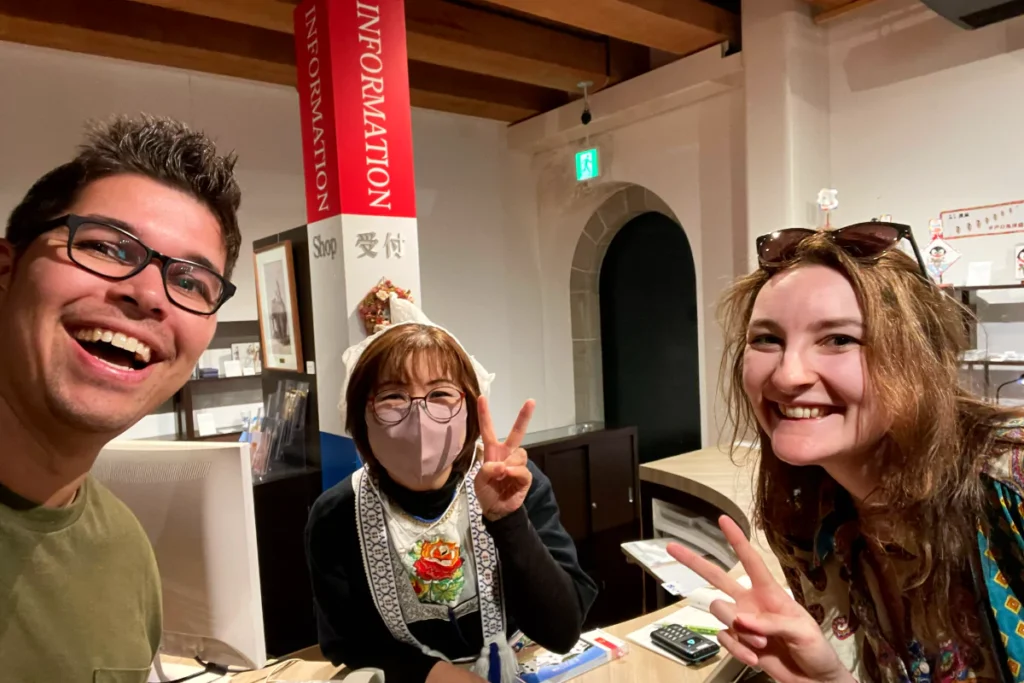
left=510, top=81, right=749, bottom=444
left=13, top=1, right=1024, bottom=445
left=0, top=41, right=539, bottom=436
left=827, top=0, right=1024, bottom=286
left=412, top=109, right=541, bottom=434
left=0, top=42, right=308, bottom=323
left=822, top=0, right=1024, bottom=390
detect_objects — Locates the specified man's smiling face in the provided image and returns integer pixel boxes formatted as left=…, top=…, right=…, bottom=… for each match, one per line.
left=0, top=173, right=227, bottom=435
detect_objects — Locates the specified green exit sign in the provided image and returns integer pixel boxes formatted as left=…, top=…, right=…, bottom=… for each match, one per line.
left=575, top=148, right=599, bottom=182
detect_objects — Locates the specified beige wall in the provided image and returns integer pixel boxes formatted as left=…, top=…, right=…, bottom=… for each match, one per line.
left=0, top=41, right=535, bottom=437
left=828, top=0, right=1024, bottom=285
left=507, top=53, right=749, bottom=444
left=18, top=0, right=1024, bottom=445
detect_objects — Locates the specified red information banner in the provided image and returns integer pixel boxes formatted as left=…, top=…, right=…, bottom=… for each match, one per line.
left=294, top=0, right=417, bottom=223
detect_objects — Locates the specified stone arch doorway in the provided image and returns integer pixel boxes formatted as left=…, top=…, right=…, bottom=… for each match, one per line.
left=570, top=185, right=700, bottom=461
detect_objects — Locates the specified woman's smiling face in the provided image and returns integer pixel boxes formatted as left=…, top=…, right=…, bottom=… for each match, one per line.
left=742, top=264, right=888, bottom=469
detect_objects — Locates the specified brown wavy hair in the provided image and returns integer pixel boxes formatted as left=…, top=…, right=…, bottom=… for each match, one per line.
left=719, top=232, right=1018, bottom=648
left=345, top=324, right=481, bottom=477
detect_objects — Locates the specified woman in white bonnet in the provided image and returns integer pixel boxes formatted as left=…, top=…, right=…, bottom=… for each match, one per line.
left=305, top=300, right=597, bottom=683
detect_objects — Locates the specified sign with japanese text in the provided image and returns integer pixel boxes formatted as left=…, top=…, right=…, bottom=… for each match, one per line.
left=295, top=0, right=420, bottom=481
left=942, top=201, right=1024, bottom=239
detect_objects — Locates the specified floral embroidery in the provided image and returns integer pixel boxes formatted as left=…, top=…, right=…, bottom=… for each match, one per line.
left=832, top=615, right=855, bottom=640
left=408, top=537, right=466, bottom=604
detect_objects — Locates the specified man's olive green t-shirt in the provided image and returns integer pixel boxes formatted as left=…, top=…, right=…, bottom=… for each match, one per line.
left=0, top=475, right=162, bottom=683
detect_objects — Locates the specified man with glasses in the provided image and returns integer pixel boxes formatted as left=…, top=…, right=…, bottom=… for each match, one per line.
left=0, top=114, right=242, bottom=682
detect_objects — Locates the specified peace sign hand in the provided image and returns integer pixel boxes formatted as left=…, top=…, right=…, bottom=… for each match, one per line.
left=667, top=516, right=854, bottom=683
left=474, top=396, right=535, bottom=522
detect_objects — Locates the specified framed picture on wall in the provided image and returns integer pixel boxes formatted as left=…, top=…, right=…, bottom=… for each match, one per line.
left=254, top=242, right=303, bottom=372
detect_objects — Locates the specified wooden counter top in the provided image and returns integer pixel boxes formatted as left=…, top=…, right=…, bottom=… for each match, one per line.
left=640, top=445, right=756, bottom=533
left=638, top=445, right=781, bottom=577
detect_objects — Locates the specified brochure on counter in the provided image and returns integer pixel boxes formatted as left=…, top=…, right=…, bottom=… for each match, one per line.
left=514, top=629, right=629, bottom=683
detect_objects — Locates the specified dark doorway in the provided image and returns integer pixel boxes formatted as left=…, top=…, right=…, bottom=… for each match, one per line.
left=599, top=212, right=701, bottom=463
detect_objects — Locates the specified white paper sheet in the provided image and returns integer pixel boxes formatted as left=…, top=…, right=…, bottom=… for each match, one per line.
left=621, top=539, right=712, bottom=595
left=621, top=538, right=675, bottom=567
left=966, top=261, right=993, bottom=286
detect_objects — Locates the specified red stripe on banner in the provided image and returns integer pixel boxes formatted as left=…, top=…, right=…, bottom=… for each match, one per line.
left=334, top=0, right=416, bottom=219
left=294, top=0, right=416, bottom=222
left=295, top=0, right=342, bottom=224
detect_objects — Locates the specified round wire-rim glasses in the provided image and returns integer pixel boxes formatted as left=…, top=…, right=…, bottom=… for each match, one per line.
left=370, top=388, right=466, bottom=425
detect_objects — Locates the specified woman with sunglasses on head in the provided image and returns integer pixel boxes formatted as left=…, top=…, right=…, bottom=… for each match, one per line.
left=305, top=301, right=597, bottom=683
left=670, top=222, right=1024, bottom=682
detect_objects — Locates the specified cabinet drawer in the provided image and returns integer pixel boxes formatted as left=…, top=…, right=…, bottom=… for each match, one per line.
left=538, top=446, right=589, bottom=542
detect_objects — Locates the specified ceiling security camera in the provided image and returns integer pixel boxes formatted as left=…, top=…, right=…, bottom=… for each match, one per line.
left=577, top=80, right=593, bottom=127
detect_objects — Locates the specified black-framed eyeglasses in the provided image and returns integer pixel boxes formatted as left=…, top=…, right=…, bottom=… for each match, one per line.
left=37, top=214, right=236, bottom=315
left=755, top=221, right=929, bottom=281
left=370, top=387, right=466, bottom=425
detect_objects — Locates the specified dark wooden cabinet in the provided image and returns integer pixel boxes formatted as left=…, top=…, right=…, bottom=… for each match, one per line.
left=525, top=426, right=642, bottom=628
left=253, top=467, right=322, bottom=656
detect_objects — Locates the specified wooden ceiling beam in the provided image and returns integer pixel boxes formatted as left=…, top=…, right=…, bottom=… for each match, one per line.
left=0, top=0, right=296, bottom=84
left=404, top=0, right=609, bottom=92
left=0, top=0, right=561, bottom=121
left=801, top=0, right=854, bottom=9
left=0, top=0, right=295, bottom=64
left=618, top=0, right=737, bottom=41
left=408, top=62, right=569, bottom=122
left=812, top=0, right=879, bottom=23
left=123, top=0, right=611, bottom=92
left=477, top=0, right=735, bottom=54
left=119, top=0, right=292, bottom=33
left=800, top=0, right=879, bottom=23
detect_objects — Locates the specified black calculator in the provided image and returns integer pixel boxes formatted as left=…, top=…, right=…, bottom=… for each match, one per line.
left=651, top=624, right=721, bottom=664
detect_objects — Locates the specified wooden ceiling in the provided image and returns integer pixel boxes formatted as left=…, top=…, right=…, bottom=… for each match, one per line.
left=0, top=0, right=877, bottom=123
left=803, top=0, right=880, bottom=23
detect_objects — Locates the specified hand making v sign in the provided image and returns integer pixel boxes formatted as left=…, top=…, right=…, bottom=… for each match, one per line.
left=668, top=516, right=855, bottom=683
left=474, top=396, right=535, bottom=522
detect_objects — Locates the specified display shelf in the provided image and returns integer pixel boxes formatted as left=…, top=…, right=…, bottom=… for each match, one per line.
left=961, top=359, right=1024, bottom=366
left=956, top=283, right=1024, bottom=293
left=192, top=430, right=244, bottom=442
left=188, top=374, right=262, bottom=384
left=173, top=320, right=262, bottom=441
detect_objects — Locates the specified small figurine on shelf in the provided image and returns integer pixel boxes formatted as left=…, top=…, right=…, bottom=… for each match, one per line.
left=817, top=188, right=839, bottom=228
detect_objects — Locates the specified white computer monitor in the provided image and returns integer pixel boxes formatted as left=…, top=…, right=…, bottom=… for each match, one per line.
left=94, top=441, right=267, bottom=670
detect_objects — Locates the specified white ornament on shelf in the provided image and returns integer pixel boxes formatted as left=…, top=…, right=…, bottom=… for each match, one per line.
left=817, top=189, right=839, bottom=227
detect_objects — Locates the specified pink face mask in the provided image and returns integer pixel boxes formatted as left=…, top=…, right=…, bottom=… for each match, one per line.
left=366, top=404, right=468, bottom=488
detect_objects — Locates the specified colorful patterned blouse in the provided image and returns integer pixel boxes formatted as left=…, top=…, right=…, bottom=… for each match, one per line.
left=766, top=419, right=1024, bottom=682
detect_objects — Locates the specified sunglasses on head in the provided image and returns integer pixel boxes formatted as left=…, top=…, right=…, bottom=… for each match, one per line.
left=755, top=221, right=929, bottom=280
